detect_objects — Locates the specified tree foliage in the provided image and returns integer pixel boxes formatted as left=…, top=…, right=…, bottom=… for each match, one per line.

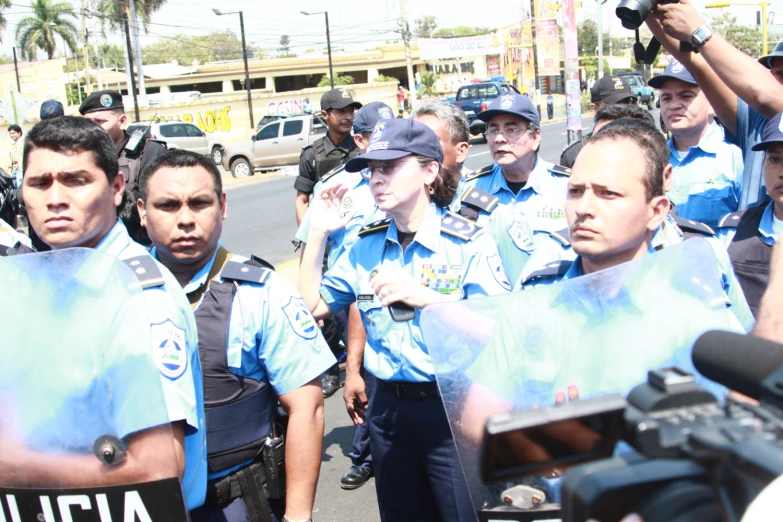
left=414, top=16, right=437, bottom=38
left=0, top=0, right=11, bottom=43
left=710, top=12, right=761, bottom=57
left=94, top=0, right=167, bottom=33
left=15, top=0, right=78, bottom=60
left=141, top=31, right=261, bottom=65
left=432, top=26, right=494, bottom=38
left=373, top=74, right=397, bottom=83
left=420, top=71, right=438, bottom=96
left=577, top=19, right=629, bottom=56
left=318, top=74, right=353, bottom=87
left=279, top=35, right=291, bottom=56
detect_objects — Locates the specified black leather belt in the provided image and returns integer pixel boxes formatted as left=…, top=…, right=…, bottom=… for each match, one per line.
left=205, top=461, right=267, bottom=507
left=378, top=379, right=440, bottom=400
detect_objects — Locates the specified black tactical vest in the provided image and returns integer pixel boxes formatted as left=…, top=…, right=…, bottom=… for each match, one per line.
left=724, top=205, right=771, bottom=318
left=194, top=258, right=274, bottom=473
left=313, top=136, right=359, bottom=180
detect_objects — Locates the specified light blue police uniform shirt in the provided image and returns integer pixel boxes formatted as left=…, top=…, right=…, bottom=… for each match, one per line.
left=171, top=246, right=337, bottom=480
left=519, top=239, right=754, bottom=332
left=296, top=168, right=382, bottom=268
left=0, top=218, right=31, bottom=248
left=724, top=99, right=770, bottom=209
left=667, top=122, right=743, bottom=227
left=462, top=157, right=569, bottom=282
left=96, top=219, right=206, bottom=511
left=717, top=200, right=779, bottom=248
left=320, top=202, right=512, bottom=383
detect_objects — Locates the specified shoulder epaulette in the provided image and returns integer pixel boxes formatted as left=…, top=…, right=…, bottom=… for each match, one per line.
left=548, top=228, right=571, bottom=247
left=522, top=260, right=573, bottom=285
left=561, top=139, right=581, bottom=153
left=250, top=255, right=276, bottom=271
left=148, top=139, right=168, bottom=149
left=123, top=255, right=165, bottom=289
left=312, top=137, right=326, bottom=155
left=673, top=215, right=715, bottom=236
left=465, top=164, right=494, bottom=182
left=718, top=210, right=746, bottom=228
left=358, top=218, right=392, bottom=237
left=320, top=163, right=346, bottom=183
left=221, top=259, right=272, bottom=285
left=550, top=164, right=571, bottom=177
left=441, top=212, right=482, bottom=241
left=460, top=187, right=499, bottom=214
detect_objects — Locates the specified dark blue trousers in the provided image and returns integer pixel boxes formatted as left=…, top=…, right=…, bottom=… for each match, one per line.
left=190, top=485, right=283, bottom=522
left=348, top=368, right=377, bottom=469
left=368, top=382, right=476, bottom=522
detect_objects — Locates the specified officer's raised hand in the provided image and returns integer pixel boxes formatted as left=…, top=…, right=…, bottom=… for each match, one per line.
left=308, top=182, right=356, bottom=236
left=555, top=383, right=580, bottom=405
left=652, top=0, right=706, bottom=43
left=370, top=267, right=444, bottom=308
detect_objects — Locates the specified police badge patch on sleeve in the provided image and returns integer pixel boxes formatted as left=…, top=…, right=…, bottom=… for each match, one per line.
left=283, top=296, right=319, bottom=340
left=507, top=221, right=535, bottom=252
left=487, top=254, right=512, bottom=291
left=151, top=320, right=188, bottom=380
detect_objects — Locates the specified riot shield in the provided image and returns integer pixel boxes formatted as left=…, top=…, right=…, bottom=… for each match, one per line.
left=421, top=239, right=744, bottom=520
left=0, top=248, right=189, bottom=521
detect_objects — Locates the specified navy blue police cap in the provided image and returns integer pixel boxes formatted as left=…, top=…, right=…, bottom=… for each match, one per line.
left=477, top=92, right=540, bottom=127
left=345, top=118, right=443, bottom=172
left=648, top=59, right=697, bottom=89
left=79, top=90, right=124, bottom=115
left=353, top=101, right=394, bottom=133
left=759, top=41, right=783, bottom=69
left=40, top=99, right=64, bottom=119
left=751, top=112, right=783, bottom=151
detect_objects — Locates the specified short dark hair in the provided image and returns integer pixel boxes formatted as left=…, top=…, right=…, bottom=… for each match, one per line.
left=139, top=149, right=222, bottom=201
left=594, top=104, right=656, bottom=127
left=23, top=116, right=118, bottom=182
left=588, top=118, right=667, bottom=201
left=9, top=124, right=21, bottom=134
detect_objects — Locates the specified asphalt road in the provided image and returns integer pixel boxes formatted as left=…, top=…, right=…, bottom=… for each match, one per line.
left=218, top=109, right=659, bottom=521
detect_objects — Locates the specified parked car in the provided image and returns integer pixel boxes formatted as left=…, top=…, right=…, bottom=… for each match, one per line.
left=126, top=121, right=225, bottom=165
left=222, top=114, right=328, bottom=178
left=256, top=113, right=308, bottom=129
left=617, top=72, right=655, bottom=110
left=448, top=81, right=521, bottom=139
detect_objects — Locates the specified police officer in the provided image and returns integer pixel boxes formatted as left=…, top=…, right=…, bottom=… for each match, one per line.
left=20, top=116, right=207, bottom=510
left=299, top=118, right=511, bottom=522
left=718, top=112, right=783, bottom=317
left=138, top=150, right=335, bottom=522
left=80, top=90, right=167, bottom=245
left=559, top=74, right=637, bottom=168
left=465, top=92, right=571, bottom=283
left=294, top=88, right=362, bottom=225
left=517, top=118, right=753, bottom=329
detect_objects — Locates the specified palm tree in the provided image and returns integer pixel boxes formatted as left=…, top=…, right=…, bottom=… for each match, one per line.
left=95, top=0, right=166, bottom=33
left=15, top=0, right=78, bottom=60
left=0, top=0, right=12, bottom=43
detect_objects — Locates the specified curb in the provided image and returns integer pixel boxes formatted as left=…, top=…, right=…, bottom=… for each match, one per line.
left=221, top=169, right=287, bottom=190
left=541, top=111, right=595, bottom=126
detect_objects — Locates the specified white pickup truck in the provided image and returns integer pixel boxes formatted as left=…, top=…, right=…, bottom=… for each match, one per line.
left=221, top=114, right=327, bottom=178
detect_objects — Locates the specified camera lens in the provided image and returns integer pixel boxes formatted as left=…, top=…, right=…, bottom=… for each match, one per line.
left=616, top=0, right=657, bottom=30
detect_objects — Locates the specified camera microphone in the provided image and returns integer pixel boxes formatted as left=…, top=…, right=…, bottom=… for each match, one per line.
left=692, top=330, right=783, bottom=400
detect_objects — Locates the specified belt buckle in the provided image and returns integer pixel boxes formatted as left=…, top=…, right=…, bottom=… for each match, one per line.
left=394, top=383, right=408, bottom=399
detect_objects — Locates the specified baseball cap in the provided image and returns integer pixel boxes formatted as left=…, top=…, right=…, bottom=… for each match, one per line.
left=648, top=59, right=697, bottom=89
left=40, top=99, right=64, bottom=119
left=353, top=102, right=394, bottom=133
left=477, top=93, right=540, bottom=127
left=344, top=119, right=443, bottom=172
left=590, top=75, right=636, bottom=104
left=79, top=90, right=124, bottom=115
left=759, top=41, right=783, bottom=69
left=751, top=112, right=783, bottom=151
left=320, top=88, right=362, bottom=111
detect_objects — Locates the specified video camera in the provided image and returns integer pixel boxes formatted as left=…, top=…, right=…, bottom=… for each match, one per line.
left=615, top=0, right=694, bottom=64
left=481, top=330, right=783, bottom=522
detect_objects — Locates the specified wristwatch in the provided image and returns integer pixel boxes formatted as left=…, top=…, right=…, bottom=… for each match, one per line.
left=281, top=518, right=313, bottom=522
left=690, top=25, right=714, bottom=53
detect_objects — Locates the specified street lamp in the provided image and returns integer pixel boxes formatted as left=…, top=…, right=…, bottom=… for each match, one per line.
left=301, top=11, right=334, bottom=89
left=706, top=1, right=770, bottom=56
left=213, top=8, right=254, bottom=129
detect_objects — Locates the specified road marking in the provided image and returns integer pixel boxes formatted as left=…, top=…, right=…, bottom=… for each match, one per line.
left=277, top=256, right=300, bottom=271
left=468, top=151, right=491, bottom=157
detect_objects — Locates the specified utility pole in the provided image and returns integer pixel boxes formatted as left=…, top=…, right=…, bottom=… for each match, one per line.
left=563, top=0, right=583, bottom=143
left=400, top=0, right=417, bottom=107
left=80, top=0, right=92, bottom=95
left=529, top=0, right=542, bottom=116
left=12, top=48, right=20, bottom=92
left=123, top=12, right=140, bottom=121
left=128, top=0, right=145, bottom=97
left=597, top=0, right=604, bottom=79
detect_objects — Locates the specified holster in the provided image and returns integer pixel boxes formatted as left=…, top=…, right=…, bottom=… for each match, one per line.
left=205, top=461, right=274, bottom=522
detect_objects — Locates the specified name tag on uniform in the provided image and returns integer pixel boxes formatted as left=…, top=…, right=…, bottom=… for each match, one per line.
left=358, top=294, right=375, bottom=301
left=420, top=264, right=462, bottom=294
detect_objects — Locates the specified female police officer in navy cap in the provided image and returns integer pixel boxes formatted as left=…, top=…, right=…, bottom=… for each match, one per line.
left=298, top=118, right=511, bottom=521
